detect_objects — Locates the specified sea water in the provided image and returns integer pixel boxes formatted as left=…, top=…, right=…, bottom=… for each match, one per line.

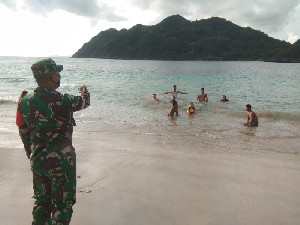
left=1, top=57, right=300, bottom=153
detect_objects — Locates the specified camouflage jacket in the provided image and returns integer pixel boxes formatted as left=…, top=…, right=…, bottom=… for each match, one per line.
left=17, top=87, right=90, bottom=162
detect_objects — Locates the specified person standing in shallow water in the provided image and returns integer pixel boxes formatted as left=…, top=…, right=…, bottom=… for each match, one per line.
left=243, top=104, right=259, bottom=127
left=168, top=96, right=178, bottom=117
left=16, top=58, right=90, bottom=225
left=164, top=85, right=188, bottom=99
left=197, top=88, right=208, bottom=102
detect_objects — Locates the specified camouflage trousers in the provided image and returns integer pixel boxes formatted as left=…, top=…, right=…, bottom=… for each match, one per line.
left=31, top=151, right=76, bottom=225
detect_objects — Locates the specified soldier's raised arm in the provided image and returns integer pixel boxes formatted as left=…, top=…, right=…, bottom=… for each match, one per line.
left=65, top=85, right=90, bottom=112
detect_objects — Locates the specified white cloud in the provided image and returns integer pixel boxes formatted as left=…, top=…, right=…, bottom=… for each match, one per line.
left=287, top=32, right=298, bottom=44
left=0, top=0, right=17, bottom=9
left=0, top=4, right=101, bottom=56
left=21, top=0, right=126, bottom=21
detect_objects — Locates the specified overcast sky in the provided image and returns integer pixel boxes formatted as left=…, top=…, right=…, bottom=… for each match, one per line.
left=0, top=0, right=299, bottom=57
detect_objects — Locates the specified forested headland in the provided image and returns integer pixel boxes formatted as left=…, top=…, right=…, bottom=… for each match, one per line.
left=73, top=15, right=299, bottom=62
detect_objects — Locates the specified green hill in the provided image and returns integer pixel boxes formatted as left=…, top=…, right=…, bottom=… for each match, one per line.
left=293, top=39, right=300, bottom=46
left=269, top=41, right=300, bottom=63
left=72, top=15, right=292, bottom=61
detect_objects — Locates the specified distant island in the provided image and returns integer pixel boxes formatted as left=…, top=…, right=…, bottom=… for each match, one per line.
left=73, top=15, right=300, bottom=62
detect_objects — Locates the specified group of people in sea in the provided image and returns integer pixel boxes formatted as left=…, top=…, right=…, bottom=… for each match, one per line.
left=152, top=84, right=258, bottom=127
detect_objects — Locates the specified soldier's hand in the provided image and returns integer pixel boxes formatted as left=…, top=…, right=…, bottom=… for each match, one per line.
left=78, top=85, right=87, bottom=93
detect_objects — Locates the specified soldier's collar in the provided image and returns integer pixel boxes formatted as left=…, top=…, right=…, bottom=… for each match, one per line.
left=35, top=87, right=56, bottom=92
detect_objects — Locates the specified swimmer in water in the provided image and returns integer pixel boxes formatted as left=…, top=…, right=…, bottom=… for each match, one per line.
left=220, top=95, right=229, bottom=102
left=152, top=93, right=159, bottom=102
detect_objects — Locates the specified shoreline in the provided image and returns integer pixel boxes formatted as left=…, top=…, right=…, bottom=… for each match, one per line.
left=1, top=129, right=300, bottom=225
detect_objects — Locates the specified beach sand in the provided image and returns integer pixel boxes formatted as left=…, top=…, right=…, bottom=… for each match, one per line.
left=1, top=125, right=300, bottom=225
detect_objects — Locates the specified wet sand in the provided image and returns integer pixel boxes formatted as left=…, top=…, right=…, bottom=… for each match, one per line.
left=1, top=128, right=300, bottom=225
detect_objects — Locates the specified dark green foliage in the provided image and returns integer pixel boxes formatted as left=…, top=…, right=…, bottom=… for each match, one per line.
left=293, top=39, right=300, bottom=46
left=72, top=15, right=294, bottom=61
left=270, top=45, right=300, bottom=63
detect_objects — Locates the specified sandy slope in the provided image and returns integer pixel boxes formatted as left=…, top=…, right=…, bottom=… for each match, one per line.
left=1, top=130, right=300, bottom=225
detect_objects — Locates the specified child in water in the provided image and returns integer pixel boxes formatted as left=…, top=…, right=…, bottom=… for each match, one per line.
left=152, top=93, right=159, bottom=101
left=168, top=96, right=178, bottom=118
left=187, top=102, right=195, bottom=116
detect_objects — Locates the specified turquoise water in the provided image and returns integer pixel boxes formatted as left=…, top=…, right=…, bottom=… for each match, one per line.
left=1, top=57, right=300, bottom=152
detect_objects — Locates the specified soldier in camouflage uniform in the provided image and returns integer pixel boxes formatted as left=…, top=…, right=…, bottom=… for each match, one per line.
left=16, top=58, right=90, bottom=225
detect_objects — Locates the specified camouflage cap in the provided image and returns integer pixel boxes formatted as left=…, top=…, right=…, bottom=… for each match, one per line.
left=31, top=58, right=63, bottom=79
